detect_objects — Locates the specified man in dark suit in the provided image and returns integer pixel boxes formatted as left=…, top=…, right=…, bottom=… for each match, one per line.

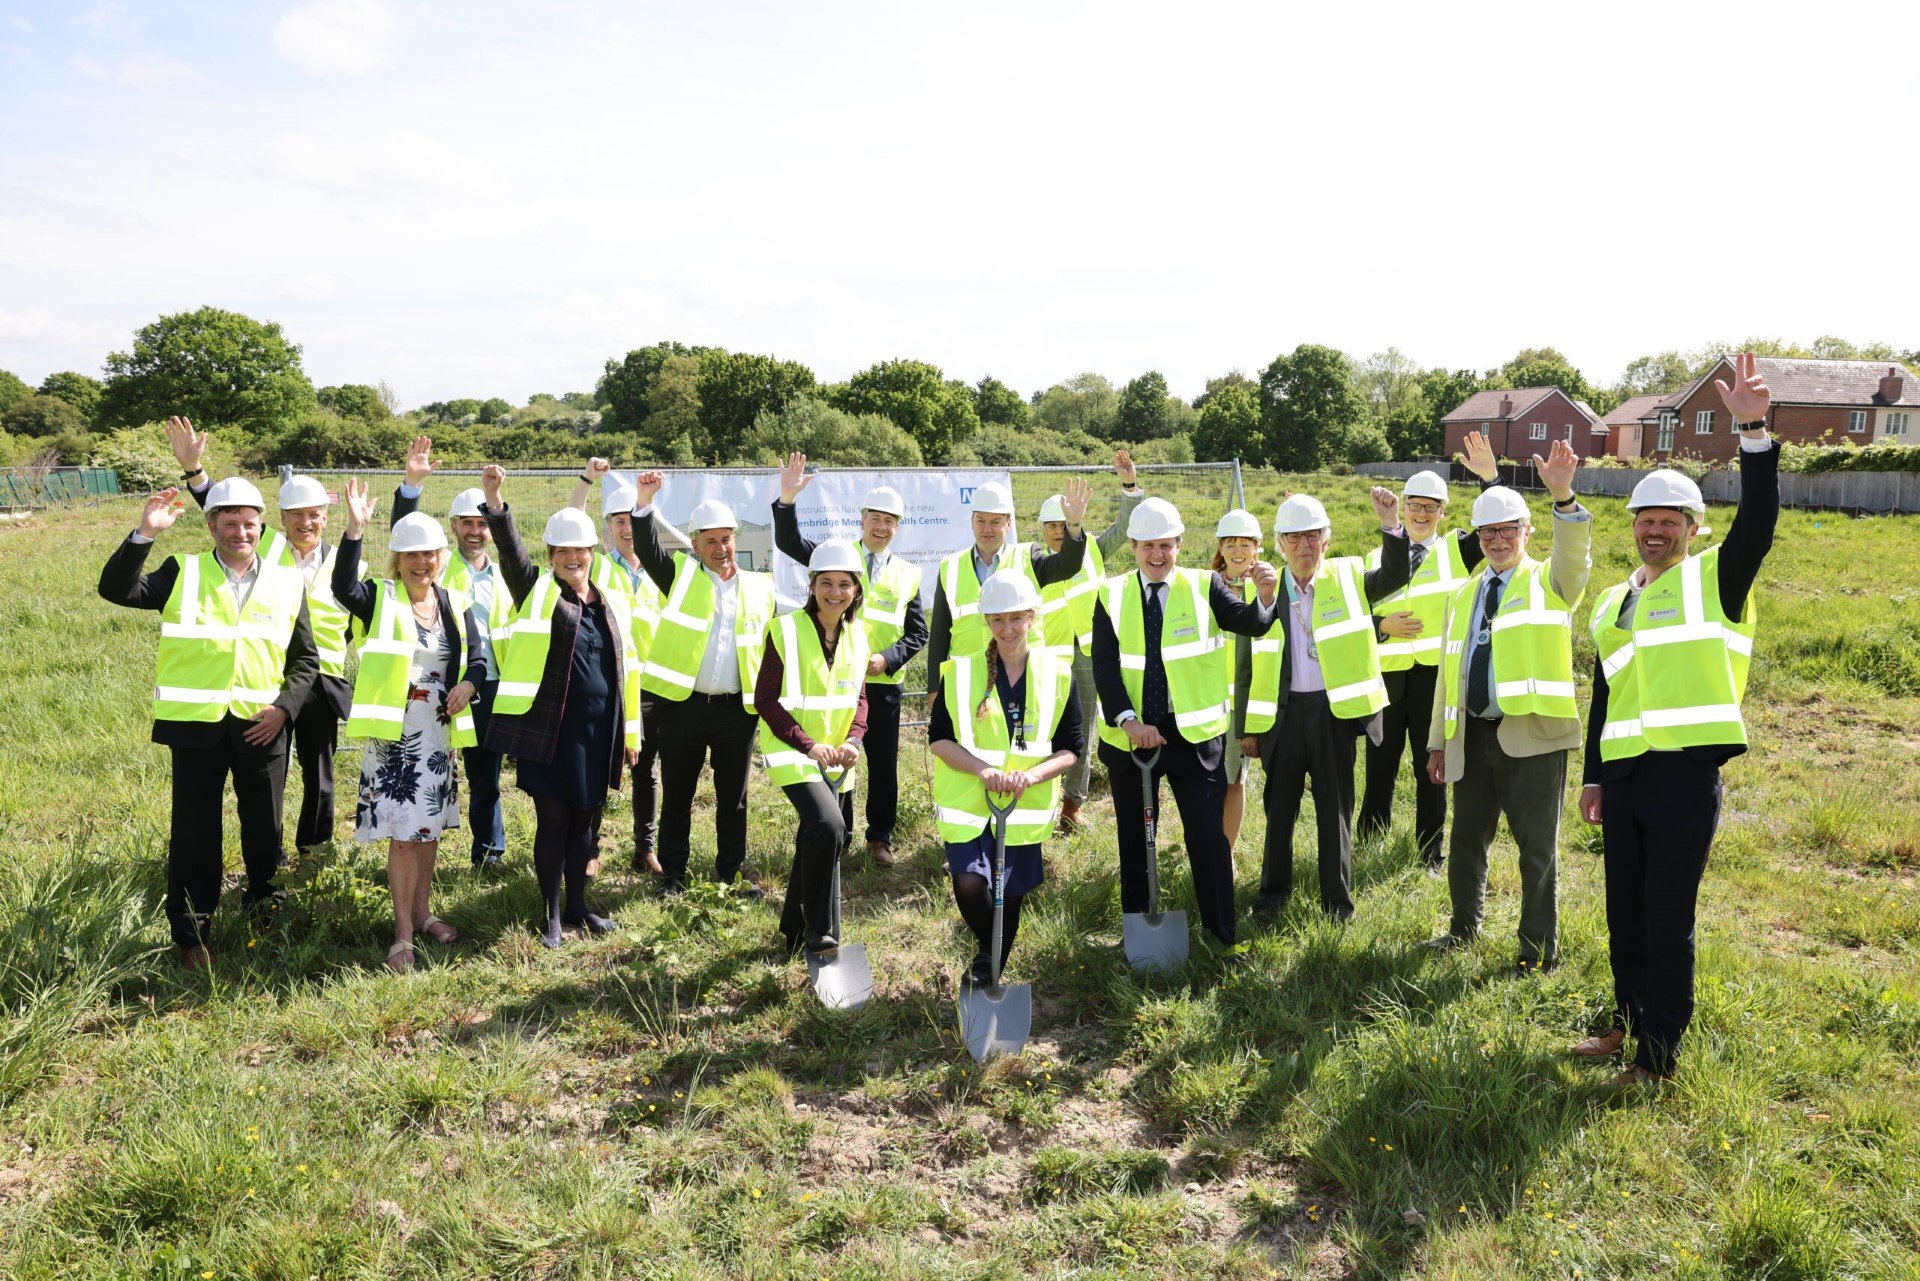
left=99, top=480, right=320, bottom=968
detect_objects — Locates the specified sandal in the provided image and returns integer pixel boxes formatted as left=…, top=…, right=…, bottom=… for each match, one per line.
left=385, top=940, right=415, bottom=972
left=419, top=915, right=461, bottom=945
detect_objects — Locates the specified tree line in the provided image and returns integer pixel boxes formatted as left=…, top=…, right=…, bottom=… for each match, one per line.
left=3, top=306, right=1915, bottom=487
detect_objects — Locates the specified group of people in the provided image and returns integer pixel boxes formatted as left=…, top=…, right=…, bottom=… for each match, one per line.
left=100, top=354, right=1777, bottom=1082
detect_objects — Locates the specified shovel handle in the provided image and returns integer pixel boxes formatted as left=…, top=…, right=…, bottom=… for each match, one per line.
left=1136, top=750, right=1161, bottom=914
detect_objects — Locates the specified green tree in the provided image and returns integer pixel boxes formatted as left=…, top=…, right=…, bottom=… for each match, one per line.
left=640, top=353, right=704, bottom=463
left=0, top=369, right=30, bottom=416
left=597, top=341, right=716, bottom=431
left=1191, top=382, right=1259, bottom=462
left=1192, top=369, right=1254, bottom=412
left=1, top=394, right=88, bottom=438
left=99, top=306, right=315, bottom=431
left=1258, top=345, right=1367, bottom=472
left=36, top=371, right=104, bottom=424
left=1114, top=370, right=1188, bottom=442
left=1383, top=402, right=1441, bottom=460
left=1354, top=348, right=1426, bottom=419
left=833, top=359, right=977, bottom=463
left=1488, top=347, right=1595, bottom=405
left=696, top=350, right=816, bottom=463
left=742, top=397, right=924, bottom=467
left=971, top=375, right=1029, bottom=428
left=1614, top=350, right=1693, bottom=398
left=317, top=383, right=390, bottom=423
left=1029, top=372, right=1118, bottom=440
left=478, top=397, right=513, bottom=424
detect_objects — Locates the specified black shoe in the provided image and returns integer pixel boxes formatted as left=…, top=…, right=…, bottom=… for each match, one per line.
left=537, top=922, right=564, bottom=949
left=564, top=911, right=616, bottom=935
left=658, top=877, right=686, bottom=897
left=733, top=883, right=765, bottom=902
left=1251, top=894, right=1283, bottom=923
left=245, top=888, right=288, bottom=919
left=804, top=934, right=839, bottom=959
left=473, top=849, right=505, bottom=872
left=964, top=955, right=994, bottom=987
left=1422, top=933, right=1468, bottom=953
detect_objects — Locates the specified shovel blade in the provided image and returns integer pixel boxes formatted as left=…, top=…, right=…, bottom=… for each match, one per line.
left=1122, top=910, right=1190, bottom=972
left=807, top=944, right=873, bottom=1010
left=956, top=979, right=1032, bottom=1063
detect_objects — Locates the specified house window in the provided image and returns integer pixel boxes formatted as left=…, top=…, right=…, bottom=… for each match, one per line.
left=1656, top=419, right=1675, bottom=452
left=1695, top=410, right=1714, bottom=435
left=1529, top=422, right=1547, bottom=440
left=1888, top=412, right=1911, bottom=438
left=1849, top=410, right=1868, bottom=434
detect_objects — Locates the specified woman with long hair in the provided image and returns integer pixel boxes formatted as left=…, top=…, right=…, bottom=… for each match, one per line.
left=335, top=482, right=486, bottom=971
left=929, top=575, right=1082, bottom=985
left=1212, top=509, right=1263, bottom=849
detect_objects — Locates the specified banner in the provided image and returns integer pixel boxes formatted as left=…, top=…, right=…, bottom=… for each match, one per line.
left=617, top=468, right=1011, bottom=610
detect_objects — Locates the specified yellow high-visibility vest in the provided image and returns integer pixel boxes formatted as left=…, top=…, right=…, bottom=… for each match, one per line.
left=757, top=611, right=870, bottom=790
left=934, top=649, right=1072, bottom=845
left=1094, top=568, right=1232, bottom=749
left=343, top=580, right=478, bottom=747
left=640, top=556, right=777, bottom=711
left=1243, top=558, right=1386, bottom=731
left=1438, top=556, right=1580, bottom=740
left=153, top=552, right=305, bottom=723
left=1366, top=535, right=1468, bottom=671
left=939, top=542, right=1043, bottom=661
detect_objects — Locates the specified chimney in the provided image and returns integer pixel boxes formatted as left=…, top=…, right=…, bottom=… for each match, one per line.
left=1497, top=394, right=1513, bottom=418
left=1879, top=366, right=1904, bottom=403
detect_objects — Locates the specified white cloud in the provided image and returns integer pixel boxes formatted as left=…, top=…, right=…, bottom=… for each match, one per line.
left=69, top=52, right=107, bottom=79
left=264, top=127, right=488, bottom=195
left=69, top=3, right=139, bottom=39
left=273, top=0, right=397, bottom=74
left=8, top=14, right=33, bottom=33
left=115, top=51, right=196, bottom=89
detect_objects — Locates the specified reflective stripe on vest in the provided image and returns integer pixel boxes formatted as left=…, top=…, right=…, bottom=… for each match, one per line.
left=933, top=650, right=1071, bottom=845
left=1439, top=556, right=1580, bottom=739
left=758, top=611, right=870, bottom=789
left=640, top=555, right=777, bottom=711
left=1094, top=568, right=1231, bottom=749
left=1367, top=534, right=1467, bottom=671
left=859, top=554, right=922, bottom=686
left=441, top=552, right=515, bottom=645
left=261, top=530, right=352, bottom=679
left=343, top=580, right=477, bottom=747
left=1039, top=539, right=1104, bottom=660
left=493, top=572, right=644, bottom=750
left=1243, top=557, right=1387, bottom=732
left=1591, top=544, right=1755, bottom=761
left=940, top=543, right=1043, bottom=662
left=153, top=552, right=305, bottom=723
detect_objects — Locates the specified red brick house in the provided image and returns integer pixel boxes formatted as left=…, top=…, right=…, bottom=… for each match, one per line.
left=1440, top=387, right=1609, bottom=460
left=1622, top=358, right=1920, bottom=463
left=1603, top=393, right=1670, bottom=459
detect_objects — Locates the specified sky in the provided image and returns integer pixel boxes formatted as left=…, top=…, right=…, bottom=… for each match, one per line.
left=2, top=0, right=1917, bottom=410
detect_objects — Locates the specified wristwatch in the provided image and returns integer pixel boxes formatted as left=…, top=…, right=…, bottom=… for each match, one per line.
left=181, top=466, right=205, bottom=481
left=1553, top=496, right=1578, bottom=511
left=1114, top=710, right=1138, bottom=727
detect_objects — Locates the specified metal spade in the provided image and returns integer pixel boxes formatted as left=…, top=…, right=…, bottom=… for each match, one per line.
left=805, top=764, right=873, bottom=1010
left=1121, top=748, right=1189, bottom=971
left=957, top=791, right=1031, bottom=1062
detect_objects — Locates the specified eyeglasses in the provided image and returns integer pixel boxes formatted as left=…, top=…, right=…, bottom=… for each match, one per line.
left=1277, top=530, right=1325, bottom=545
left=1404, top=501, right=1444, bottom=517
left=1476, top=524, right=1524, bottom=543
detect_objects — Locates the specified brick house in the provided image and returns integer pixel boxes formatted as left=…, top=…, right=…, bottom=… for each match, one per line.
left=1603, top=393, right=1670, bottom=459
left=1622, top=357, right=1920, bottom=463
left=1440, top=387, right=1610, bottom=460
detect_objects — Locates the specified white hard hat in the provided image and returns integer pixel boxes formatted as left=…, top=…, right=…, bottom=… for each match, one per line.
left=1274, top=494, right=1330, bottom=535
left=448, top=488, right=487, bottom=518
left=970, top=482, right=1015, bottom=516
left=808, top=539, right=864, bottom=576
left=1214, top=508, right=1260, bottom=540
left=390, top=511, right=448, bottom=553
left=862, top=486, right=905, bottom=518
left=1403, top=470, right=1449, bottom=502
left=601, top=482, right=637, bottom=518
left=1038, top=494, right=1067, bottom=524
left=277, top=475, right=329, bottom=510
left=1127, top=496, right=1185, bottom=540
left=979, top=574, right=1044, bottom=615
left=688, top=499, right=738, bottom=531
left=203, top=477, right=266, bottom=512
left=1626, top=469, right=1705, bottom=514
left=542, top=507, right=598, bottom=548
left=1470, top=486, right=1532, bottom=528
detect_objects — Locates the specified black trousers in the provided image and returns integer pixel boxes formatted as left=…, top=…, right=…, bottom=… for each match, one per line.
left=1603, top=753, right=1722, bottom=1076
left=531, top=794, right=601, bottom=924
left=1360, top=663, right=1445, bottom=864
left=656, top=694, right=758, bottom=883
left=631, top=696, right=663, bottom=862
left=464, top=678, right=505, bottom=855
left=1100, top=739, right=1237, bottom=946
left=167, top=731, right=288, bottom=948
left=1258, top=690, right=1358, bottom=918
left=289, top=690, right=339, bottom=849
left=778, top=779, right=853, bottom=946
left=863, top=682, right=902, bottom=845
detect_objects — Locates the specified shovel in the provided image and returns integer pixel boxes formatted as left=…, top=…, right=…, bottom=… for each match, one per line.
left=1122, top=748, right=1189, bottom=972
left=806, top=763, right=873, bottom=1010
left=957, top=791, right=1032, bottom=1062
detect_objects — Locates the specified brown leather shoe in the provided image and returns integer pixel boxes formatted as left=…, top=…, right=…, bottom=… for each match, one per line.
left=1056, top=798, right=1090, bottom=834
left=867, top=840, right=896, bottom=867
left=1571, top=1029, right=1626, bottom=1058
left=179, top=945, right=213, bottom=971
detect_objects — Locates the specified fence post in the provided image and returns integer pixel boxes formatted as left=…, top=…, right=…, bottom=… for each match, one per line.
left=1232, top=458, right=1245, bottom=509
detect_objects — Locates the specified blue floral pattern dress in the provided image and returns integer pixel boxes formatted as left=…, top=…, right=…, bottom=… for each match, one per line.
left=354, top=615, right=462, bottom=842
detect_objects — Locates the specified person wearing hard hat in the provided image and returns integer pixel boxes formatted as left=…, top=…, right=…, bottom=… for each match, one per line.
left=1092, top=496, right=1281, bottom=954
left=923, top=476, right=1092, bottom=705
left=98, top=474, right=321, bottom=969
left=629, top=470, right=781, bottom=895
left=332, top=484, right=487, bottom=971
left=1422, top=438, right=1589, bottom=973
left=755, top=541, right=872, bottom=958
left=1035, top=450, right=1146, bottom=834
left=1236, top=487, right=1408, bottom=922
left=1573, top=353, right=1780, bottom=1086
left=166, top=415, right=358, bottom=856
left=476, top=466, right=642, bottom=945
left=930, top=574, right=1083, bottom=985
left=1358, top=433, right=1505, bottom=871
left=771, top=454, right=930, bottom=867
left=1211, top=508, right=1263, bottom=849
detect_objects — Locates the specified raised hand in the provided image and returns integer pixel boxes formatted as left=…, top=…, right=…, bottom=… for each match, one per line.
left=1532, top=437, right=1579, bottom=502
left=1060, top=476, right=1092, bottom=528
left=1379, top=610, right=1423, bottom=639
left=1250, top=559, right=1279, bottom=605
left=138, top=487, right=185, bottom=537
left=480, top=464, right=507, bottom=509
left=585, top=457, right=612, bottom=482
left=1114, top=448, right=1138, bottom=487
left=1370, top=485, right=1400, bottom=529
left=1460, top=429, right=1498, bottom=481
left=778, top=451, right=813, bottom=505
left=403, top=435, right=434, bottom=486
left=1715, top=351, right=1771, bottom=425
left=164, top=417, right=206, bottom=473
left=343, top=477, right=376, bottom=536
left=633, top=470, right=664, bottom=507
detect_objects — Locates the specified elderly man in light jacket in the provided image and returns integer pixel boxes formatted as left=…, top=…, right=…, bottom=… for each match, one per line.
left=1425, top=439, right=1589, bottom=973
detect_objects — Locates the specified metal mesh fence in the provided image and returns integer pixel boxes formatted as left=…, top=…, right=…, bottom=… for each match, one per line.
left=0, top=466, right=121, bottom=509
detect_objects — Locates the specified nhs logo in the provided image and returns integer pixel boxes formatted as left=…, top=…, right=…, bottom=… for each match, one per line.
left=960, top=486, right=977, bottom=505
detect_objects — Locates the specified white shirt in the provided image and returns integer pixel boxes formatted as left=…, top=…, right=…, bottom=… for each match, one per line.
left=692, top=566, right=741, bottom=695
left=290, top=541, right=327, bottom=587
left=463, top=555, right=498, bottom=666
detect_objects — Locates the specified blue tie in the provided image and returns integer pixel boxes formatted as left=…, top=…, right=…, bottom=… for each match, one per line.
left=1142, top=581, right=1170, bottom=726
left=1467, top=575, right=1503, bottom=717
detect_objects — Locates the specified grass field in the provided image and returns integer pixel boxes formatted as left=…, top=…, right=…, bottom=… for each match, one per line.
left=1, top=472, right=1916, bottom=1280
